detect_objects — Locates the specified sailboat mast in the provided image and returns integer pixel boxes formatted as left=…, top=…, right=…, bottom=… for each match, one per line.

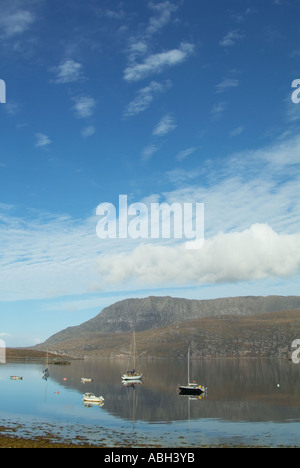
left=188, top=346, right=190, bottom=384
left=133, top=329, right=136, bottom=370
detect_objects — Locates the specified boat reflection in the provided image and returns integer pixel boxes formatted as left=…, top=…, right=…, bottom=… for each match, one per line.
left=122, top=379, right=143, bottom=387
left=83, top=401, right=105, bottom=408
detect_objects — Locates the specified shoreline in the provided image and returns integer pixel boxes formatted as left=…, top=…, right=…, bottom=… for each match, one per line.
left=0, top=434, right=97, bottom=448
left=0, top=424, right=295, bottom=449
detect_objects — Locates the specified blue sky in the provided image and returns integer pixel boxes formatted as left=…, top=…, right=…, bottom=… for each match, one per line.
left=0, top=0, right=300, bottom=347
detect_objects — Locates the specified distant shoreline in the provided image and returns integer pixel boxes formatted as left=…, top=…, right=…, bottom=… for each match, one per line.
left=3, top=348, right=293, bottom=362
left=5, top=348, right=76, bottom=362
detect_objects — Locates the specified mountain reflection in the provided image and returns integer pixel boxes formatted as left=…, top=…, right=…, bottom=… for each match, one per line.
left=46, top=358, right=300, bottom=423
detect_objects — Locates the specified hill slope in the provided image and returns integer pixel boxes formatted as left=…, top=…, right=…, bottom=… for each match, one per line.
left=35, top=296, right=300, bottom=358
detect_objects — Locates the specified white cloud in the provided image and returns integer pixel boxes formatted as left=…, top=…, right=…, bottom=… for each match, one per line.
left=96, top=224, right=300, bottom=287
left=152, top=114, right=176, bottom=136
left=52, top=59, right=84, bottom=84
left=73, top=96, right=96, bottom=118
left=124, top=80, right=172, bottom=117
left=124, top=42, right=195, bottom=82
left=35, top=133, right=52, bottom=147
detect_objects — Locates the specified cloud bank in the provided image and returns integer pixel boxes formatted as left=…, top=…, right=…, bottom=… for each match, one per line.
left=96, top=224, right=300, bottom=287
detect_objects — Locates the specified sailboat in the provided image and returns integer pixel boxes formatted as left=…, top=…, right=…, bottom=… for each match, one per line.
left=122, top=329, right=143, bottom=381
left=42, top=351, right=49, bottom=380
left=178, top=347, right=205, bottom=395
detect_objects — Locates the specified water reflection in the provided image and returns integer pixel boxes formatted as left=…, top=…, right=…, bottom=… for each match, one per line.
left=1, top=358, right=300, bottom=426
left=43, top=358, right=300, bottom=424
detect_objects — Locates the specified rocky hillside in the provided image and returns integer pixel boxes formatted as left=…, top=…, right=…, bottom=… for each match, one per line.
left=34, top=295, right=300, bottom=358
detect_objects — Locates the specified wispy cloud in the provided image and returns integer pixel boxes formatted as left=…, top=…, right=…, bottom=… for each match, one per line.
left=35, top=133, right=52, bottom=148
left=126, top=0, right=179, bottom=64
left=81, top=126, right=96, bottom=138
left=96, top=7, right=126, bottom=20
left=124, top=80, right=172, bottom=117
left=216, top=77, right=240, bottom=93
left=141, top=144, right=159, bottom=162
left=72, top=96, right=96, bottom=118
left=211, top=101, right=227, bottom=120
left=146, top=1, right=179, bottom=36
left=52, top=59, right=84, bottom=84
left=176, top=147, right=197, bottom=162
left=124, top=42, right=195, bottom=82
left=0, top=4, right=35, bottom=39
left=229, top=126, right=244, bottom=137
left=219, top=29, right=244, bottom=47
left=152, top=113, right=177, bottom=136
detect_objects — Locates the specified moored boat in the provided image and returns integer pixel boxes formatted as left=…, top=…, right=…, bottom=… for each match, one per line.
left=81, top=377, right=93, bottom=383
left=82, top=392, right=104, bottom=403
left=122, top=329, right=143, bottom=381
left=122, top=370, right=143, bottom=381
left=178, top=347, right=206, bottom=396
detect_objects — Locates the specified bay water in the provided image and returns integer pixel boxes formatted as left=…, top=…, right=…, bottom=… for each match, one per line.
left=0, top=358, right=299, bottom=447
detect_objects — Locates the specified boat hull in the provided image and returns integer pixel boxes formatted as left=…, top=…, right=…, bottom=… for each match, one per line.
left=178, top=385, right=204, bottom=395
left=83, top=397, right=104, bottom=403
left=122, top=373, right=143, bottom=381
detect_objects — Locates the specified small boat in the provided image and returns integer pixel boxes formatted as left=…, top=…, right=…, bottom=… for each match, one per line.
left=122, top=370, right=143, bottom=381
left=83, top=392, right=104, bottom=403
left=81, top=377, right=93, bottom=383
left=178, top=383, right=205, bottom=395
left=122, top=329, right=143, bottom=381
left=178, top=347, right=205, bottom=396
left=10, top=376, right=23, bottom=380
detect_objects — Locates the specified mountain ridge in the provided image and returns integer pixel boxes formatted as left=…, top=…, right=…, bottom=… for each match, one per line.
left=34, top=295, right=300, bottom=358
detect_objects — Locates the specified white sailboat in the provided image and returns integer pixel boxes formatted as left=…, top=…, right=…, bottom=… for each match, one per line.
left=122, top=329, right=143, bottom=381
left=178, top=346, right=205, bottom=395
left=83, top=392, right=104, bottom=404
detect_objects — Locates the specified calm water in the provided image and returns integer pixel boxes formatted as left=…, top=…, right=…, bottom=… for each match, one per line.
left=0, top=358, right=299, bottom=447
